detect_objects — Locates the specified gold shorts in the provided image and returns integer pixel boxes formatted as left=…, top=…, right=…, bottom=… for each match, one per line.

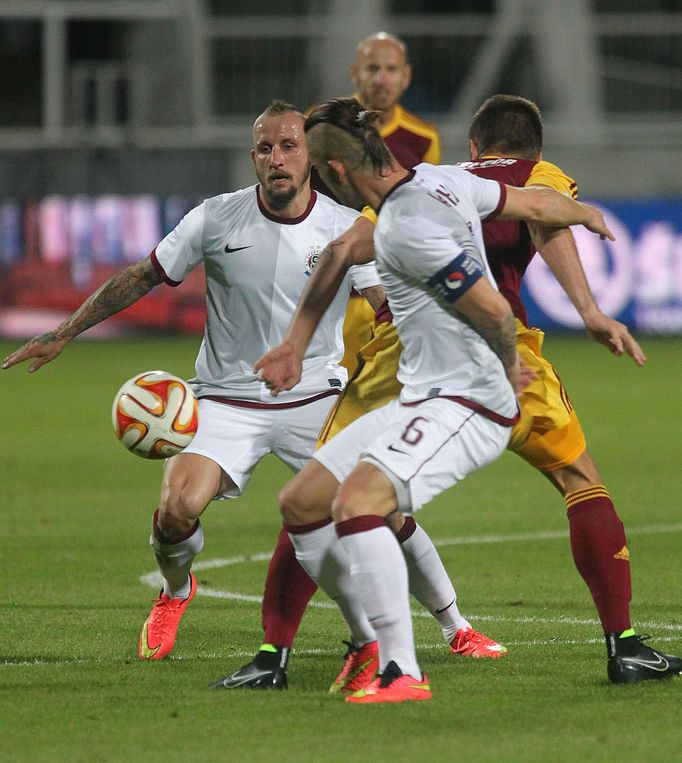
left=509, top=322, right=586, bottom=471
left=318, top=320, right=402, bottom=446
left=340, top=293, right=376, bottom=380
left=323, top=317, right=587, bottom=472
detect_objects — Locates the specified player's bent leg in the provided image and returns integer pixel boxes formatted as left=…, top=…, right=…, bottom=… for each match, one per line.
left=279, top=457, right=340, bottom=527
left=387, top=513, right=508, bottom=659
left=157, top=452, right=227, bottom=539
left=334, top=462, right=423, bottom=692
left=139, top=453, right=229, bottom=661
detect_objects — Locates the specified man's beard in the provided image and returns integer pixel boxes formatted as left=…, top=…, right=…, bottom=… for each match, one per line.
left=262, top=183, right=298, bottom=210
left=261, top=165, right=311, bottom=211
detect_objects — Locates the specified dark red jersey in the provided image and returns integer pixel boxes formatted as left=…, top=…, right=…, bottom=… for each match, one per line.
left=460, top=157, right=577, bottom=326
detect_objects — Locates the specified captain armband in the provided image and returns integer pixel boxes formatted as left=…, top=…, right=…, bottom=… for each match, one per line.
left=425, top=252, right=484, bottom=303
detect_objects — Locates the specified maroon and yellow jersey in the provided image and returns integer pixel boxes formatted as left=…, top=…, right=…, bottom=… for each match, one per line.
left=459, top=157, right=577, bottom=326
left=380, top=103, right=441, bottom=168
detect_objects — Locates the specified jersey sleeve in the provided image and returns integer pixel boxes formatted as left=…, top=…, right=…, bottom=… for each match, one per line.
left=153, top=203, right=206, bottom=286
left=349, top=261, right=381, bottom=291
left=527, top=160, right=578, bottom=199
left=383, top=206, right=485, bottom=303
left=464, top=171, right=506, bottom=220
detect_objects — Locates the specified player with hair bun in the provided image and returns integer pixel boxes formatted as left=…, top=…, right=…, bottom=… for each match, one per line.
left=252, top=95, right=627, bottom=702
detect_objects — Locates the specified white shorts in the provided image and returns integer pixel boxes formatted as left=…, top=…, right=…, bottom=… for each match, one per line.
left=184, top=396, right=338, bottom=498
left=314, top=397, right=511, bottom=513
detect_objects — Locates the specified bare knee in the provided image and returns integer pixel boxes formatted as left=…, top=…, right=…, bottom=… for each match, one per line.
left=331, top=463, right=396, bottom=523
left=279, top=478, right=314, bottom=526
left=158, top=484, right=209, bottom=541
left=279, top=463, right=337, bottom=526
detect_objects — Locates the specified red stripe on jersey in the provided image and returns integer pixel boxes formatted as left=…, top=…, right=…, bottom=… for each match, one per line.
left=404, top=396, right=519, bottom=427
left=256, top=186, right=318, bottom=224
left=150, top=249, right=182, bottom=287
left=200, top=388, right=341, bottom=410
left=485, top=181, right=507, bottom=221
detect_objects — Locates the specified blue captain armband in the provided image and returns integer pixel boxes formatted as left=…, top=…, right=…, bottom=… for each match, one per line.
left=425, top=252, right=484, bottom=303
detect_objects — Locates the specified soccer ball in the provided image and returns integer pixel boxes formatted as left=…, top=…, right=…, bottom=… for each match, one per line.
left=112, top=371, right=199, bottom=459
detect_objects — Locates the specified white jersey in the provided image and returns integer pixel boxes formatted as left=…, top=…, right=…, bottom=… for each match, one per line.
left=374, top=163, right=517, bottom=420
left=153, top=186, right=379, bottom=403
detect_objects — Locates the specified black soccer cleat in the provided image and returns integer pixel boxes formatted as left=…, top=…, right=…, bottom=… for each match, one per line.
left=606, top=633, right=682, bottom=684
left=210, top=647, right=289, bottom=690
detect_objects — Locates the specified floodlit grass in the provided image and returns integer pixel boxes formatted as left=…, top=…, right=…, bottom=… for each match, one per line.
left=2, top=335, right=681, bottom=762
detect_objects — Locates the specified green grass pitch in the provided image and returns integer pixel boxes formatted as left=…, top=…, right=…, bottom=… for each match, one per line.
left=2, top=334, right=681, bottom=762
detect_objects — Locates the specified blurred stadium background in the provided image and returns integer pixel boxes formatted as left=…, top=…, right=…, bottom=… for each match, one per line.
left=1, top=0, right=681, bottom=339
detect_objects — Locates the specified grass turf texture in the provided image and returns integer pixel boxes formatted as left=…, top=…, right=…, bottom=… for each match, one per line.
left=2, top=334, right=681, bottom=762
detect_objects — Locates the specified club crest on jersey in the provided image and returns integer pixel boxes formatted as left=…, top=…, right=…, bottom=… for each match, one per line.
left=304, top=246, right=322, bottom=278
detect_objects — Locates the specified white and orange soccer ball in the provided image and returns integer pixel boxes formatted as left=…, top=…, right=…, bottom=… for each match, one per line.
left=112, top=371, right=199, bottom=459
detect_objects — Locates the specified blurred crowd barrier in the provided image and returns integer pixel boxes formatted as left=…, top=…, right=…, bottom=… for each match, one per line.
left=1, top=194, right=681, bottom=338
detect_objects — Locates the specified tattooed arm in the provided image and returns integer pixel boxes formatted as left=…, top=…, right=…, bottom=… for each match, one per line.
left=452, top=277, right=527, bottom=395
left=2, top=256, right=162, bottom=373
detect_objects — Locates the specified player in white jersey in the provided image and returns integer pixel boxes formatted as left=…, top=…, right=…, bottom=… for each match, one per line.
left=254, top=97, right=615, bottom=703
left=1, top=100, right=383, bottom=665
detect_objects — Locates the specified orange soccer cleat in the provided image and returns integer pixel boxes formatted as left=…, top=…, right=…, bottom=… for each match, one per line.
left=329, top=640, right=379, bottom=694
left=449, top=627, right=508, bottom=659
left=138, top=573, right=197, bottom=660
left=346, top=661, right=431, bottom=704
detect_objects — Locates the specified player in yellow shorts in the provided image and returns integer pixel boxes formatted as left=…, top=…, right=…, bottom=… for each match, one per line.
left=315, top=96, right=671, bottom=685
left=227, top=95, right=676, bottom=688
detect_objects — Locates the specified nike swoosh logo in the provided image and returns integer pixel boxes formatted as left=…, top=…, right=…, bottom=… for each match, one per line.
left=621, top=654, right=670, bottom=671
left=224, top=244, right=253, bottom=253
left=435, top=598, right=455, bottom=615
left=216, top=668, right=274, bottom=687
left=387, top=444, right=407, bottom=454
left=139, top=619, right=161, bottom=659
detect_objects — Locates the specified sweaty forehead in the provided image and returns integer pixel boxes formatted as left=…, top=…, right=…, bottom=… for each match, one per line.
left=253, top=113, right=306, bottom=144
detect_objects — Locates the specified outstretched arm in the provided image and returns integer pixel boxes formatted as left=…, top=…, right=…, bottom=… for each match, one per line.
left=501, top=185, right=614, bottom=240
left=529, top=224, right=646, bottom=366
left=254, top=215, right=376, bottom=394
left=2, top=256, right=162, bottom=373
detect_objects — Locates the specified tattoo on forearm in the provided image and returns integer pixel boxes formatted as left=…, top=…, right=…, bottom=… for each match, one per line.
left=56, top=260, right=161, bottom=340
left=478, top=311, right=517, bottom=375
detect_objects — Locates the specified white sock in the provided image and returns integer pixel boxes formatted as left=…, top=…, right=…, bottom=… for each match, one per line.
left=150, top=520, right=204, bottom=599
left=288, top=522, right=376, bottom=647
left=339, top=523, right=420, bottom=677
left=400, top=523, right=471, bottom=643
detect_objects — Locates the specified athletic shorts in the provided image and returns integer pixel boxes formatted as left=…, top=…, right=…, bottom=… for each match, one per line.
left=321, top=317, right=587, bottom=472
left=314, top=397, right=511, bottom=513
left=183, top=395, right=338, bottom=498
left=509, top=322, right=587, bottom=471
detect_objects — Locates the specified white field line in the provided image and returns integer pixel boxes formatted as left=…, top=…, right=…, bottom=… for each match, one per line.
left=139, top=520, right=682, bottom=620
left=4, top=523, right=680, bottom=669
